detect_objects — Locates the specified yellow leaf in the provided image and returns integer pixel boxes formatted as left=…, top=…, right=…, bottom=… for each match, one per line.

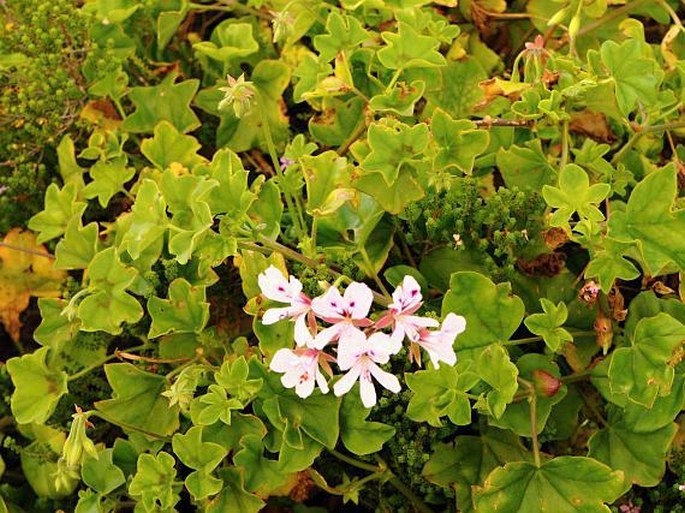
left=0, top=229, right=66, bottom=342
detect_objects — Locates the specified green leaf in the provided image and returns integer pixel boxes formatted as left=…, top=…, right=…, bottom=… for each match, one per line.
left=172, top=426, right=227, bottom=472
left=193, top=385, right=243, bottom=426
left=214, top=357, right=263, bottom=403
left=83, top=157, right=135, bottom=207
left=622, top=374, right=685, bottom=432
left=476, top=344, right=519, bottom=419
left=608, top=313, right=685, bottom=407
left=184, top=470, right=223, bottom=501
left=431, top=109, right=489, bottom=174
left=81, top=449, right=125, bottom=495
left=406, top=361, right=480, bottom=427
left=422, top=58, right=487, bottom=119
left=369, top=80, right=426, bottom=117
left=313, top=12, right=369, bottom=62
left=128, top=452, right=179, bottom=511
left=588, top=418, right=678, bottom=487
left=193, top=21, right=258, bottom=63
left=118, top=180, right=168, bottom=261
left=233, top=434, right=288, bottom=495
left=78, top=248, right=143, bottom=334
left=7, top=347, right=68, bottom=424
left=206, top=468, right=264, bottom=513
left=309, top=97, right=365, bottom=146
left=378, top=22, right=445, bottom=70
left=423, top=429, right=530, bottom=513
left=473, top=456, right=625, bottom=513
left=608, top=164, right=685, bottom=274
left=202, top=413, right=267, bottom=453
left=54, top=220, right=100, bottom=270
left=122, top=73, right=200, bottom=133
left=156, top=1, right=189, bottom=51
left=585, top=238, right=640, bottom=293
left=293, top=54, right=332, bottom=103
left=95, top=363, right=180, bottom=437
left=355, top=168, right=425, bottom=214
left=542, top=164, right=611, bottom=227
left=202, top=148, right=257, bottom=217
left=28, top=183, right=86, bottom=243
left=495, top=140, right=556, bottom=192
left=140, top=121, right=205, bottom=170
left=442, top=272, right=525, bottom=350
left=34, top=298, right=79, bottom=350
left=340, top=389, right=396, bottom=455
left=595, top=39, right=663, bottom=117
left=361, top=121, right=429, bottom=186
left=148, top=278, right=210, bottom=338
left=301, top=151, right=352, bottom=216
left=56, top=134, right=85, bottom=188
left=523, top=299, right=573, bottom=352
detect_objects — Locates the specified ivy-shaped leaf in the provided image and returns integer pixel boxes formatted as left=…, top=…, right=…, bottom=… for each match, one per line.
left=28, top=183, right=86, bottom=243
left=361, top=121, right=429, bottom=186
left=355, top=166, right=425, bottom=215
left=122, top=72, right=200, bottom=133
left=83, top=157, right=135, bottom=207
left=233, top=434, right=288, bottom=495
left=608, top=312, right=685, bottom=408
left=406, top=361, right=480, bottom=427
left=95, top=363, right=180, bottom=437
left=148, top=278, right=210, bottom=338
left=313, top=12, right=369, bottom=62
left=585, top=238, right=640, bottom=293
left=206, top=468, right=264, bottom=513
left=214, top=357, right=263, bottom=403
left=542, top=164, right=611, bottom=227
left=81, top=449, right=125, bottom=495
left=140, top=120, right=205, bottom=171
left=473, top=456, right=625, bottom=512
left=193, top=21, right=258, bottom=63
left=77, top=248, right=143, bottom=334
left=172, top=425, right=227, bottom=499
left=340, top=388, right=396, bottom=455
left=193, top=385, right=244, bottom=426
left=369, top=80, right=426, bottom=117
left=476, top=344, right=519, bottom=419
left=495, top=140, right=556, bottom=192
left=118, top=179, right=168, bottom=261
left=442, top=272, right=525, bottom=350
left=6, top=347, right=68, bottom=424
left=54, top=220, right=100, bottom=270
left=431, top=109, right=489, bottom=175
left=524, top=299, right=573, bottom=352
left=301, top=151, right=353, bottom=216
left=378, top=22, right=445, bottom=70
left=608, top=164, right=685, bottom=274
left=128, top=452, right=179, bottom=511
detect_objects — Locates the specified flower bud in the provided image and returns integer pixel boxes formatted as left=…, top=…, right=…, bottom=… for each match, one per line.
left=532, top=369, right=562, bottom=398
left=594, top=311, right=613, bottom=355
left=61, top=406, right=97, bottom=469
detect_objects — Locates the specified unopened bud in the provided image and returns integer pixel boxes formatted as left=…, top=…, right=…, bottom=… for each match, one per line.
left=594, top=311, right=613, bottom=355
left=532, top=369, right=562, bottom=397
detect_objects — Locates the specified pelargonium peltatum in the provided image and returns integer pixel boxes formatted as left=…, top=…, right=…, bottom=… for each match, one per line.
left=258, top=265, right=466, bottom=407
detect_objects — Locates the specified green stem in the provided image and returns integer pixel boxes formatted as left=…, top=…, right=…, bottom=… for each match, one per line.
left=0, top=242, right=54, bottom=259
left=530, top=392, right=541, bottom=467
left=67, top=344, right=148, bottom=382
left=560, top=119, right=570, bottom=169
left=385, top=68, right=403, bottom=94
left=256, top=92, right=306, bottom=240
left=387, top=476, right=435, bottom=513
left=359, top=247, right=391, bottom=299
left=504, top=329, right=596, bottom=346
left=560, top=368, right=593, bottom=384
left=611, top=120, right=685, bottom=165
left=327, top=448, right=380, bottom=473
left=90, top=411, right=171, bottom=441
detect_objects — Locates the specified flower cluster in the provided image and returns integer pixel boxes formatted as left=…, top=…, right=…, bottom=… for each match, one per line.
left=258, top=266, right=466, bottom=408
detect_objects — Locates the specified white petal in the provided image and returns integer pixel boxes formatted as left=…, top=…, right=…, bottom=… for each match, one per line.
left=269, top=349, right=299, bottom=373
left=344, top=282, right=373, bottom=319
left=391, top=275, right=422, bottom=312
left=333, top=364, right=361, bottom=397
left=368, top=362, right=401, bottom=394
left=336, top=328, right=366, bottom=370
left=312, top=323, right=345, bottom=350
left=262, top=306, right=293, bottom=325
left=316, top=368, right=330, bottom=394
left=295, top=375, right=316, bottom=398
left=258, top=266, right=293, bottom=303
left=294, top=314, right=314, bottom=347
left=311, top=286, right=345, bottom=320
left=281, top=371, right=301, bottom=389
left=359, top=371, right=377, bottom=408
left=368, top=331, right=401, bottom=360
left=442, top=313, right=466, bottom=335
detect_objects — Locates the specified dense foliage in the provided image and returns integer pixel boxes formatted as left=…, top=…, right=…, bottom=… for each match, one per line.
left=1, top=0, right=685, bottom=512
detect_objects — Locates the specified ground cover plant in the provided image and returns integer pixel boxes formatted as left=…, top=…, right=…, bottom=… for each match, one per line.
left=1, top=0, right=685, bottom=511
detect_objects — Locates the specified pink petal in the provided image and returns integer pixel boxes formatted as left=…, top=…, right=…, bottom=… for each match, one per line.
left=333, top=363, right=361, bottom=397
left=344, top=282, right=373, bottom=319
left=368, top=362, right=401, bottom=394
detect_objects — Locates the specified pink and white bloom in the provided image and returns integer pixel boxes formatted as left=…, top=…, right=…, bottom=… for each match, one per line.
left=411, top=313, right=466, bottom=368
left=310, top=283, right=373, bottom=349
left=375, top=276, right=439, bottom=345
left=333, top=331, right=402, bottom=408
left=270, top=347, right=333, bottom=398
left=258, top=265, right=313, bottom=346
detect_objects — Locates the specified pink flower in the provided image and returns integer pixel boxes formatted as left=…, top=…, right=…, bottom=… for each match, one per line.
left=333, top=331, right=401, bottom=408
left=311, top=283, right=373, bottom=349
left=524, top=34, right=545, bottom=52
left=411, top=313, right=466, bottom=368
left=258, top=265, right=313, bottom=346
left=270, top=347, right=333, bottom=398
left=375, top=276, right=439, bottom=345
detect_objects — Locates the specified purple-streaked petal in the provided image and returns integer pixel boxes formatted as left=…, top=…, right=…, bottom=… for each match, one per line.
left=391, top=275, right=422, bottom=313
left=262, top=306, right=294, bottom=325
left=311, top=286, right=346, bottom=321
left=258, top=265, right=295, bottom=303
left=336, top=328, right=367, bottom=369
left=344, top=282, right=373, bottom=319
